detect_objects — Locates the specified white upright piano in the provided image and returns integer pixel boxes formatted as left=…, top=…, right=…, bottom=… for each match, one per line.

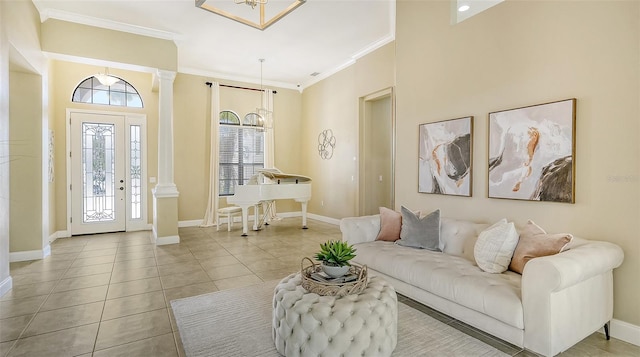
left=226, top=169, right=312, bottom=236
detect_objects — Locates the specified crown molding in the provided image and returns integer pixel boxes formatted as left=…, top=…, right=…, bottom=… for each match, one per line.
left=37, top=7, right=180, bottom=42
left=179, top=66, right=299, bottom=91
left=301, top=33, right=395, bottom=90
left=300, top=1, right=395, bottom=90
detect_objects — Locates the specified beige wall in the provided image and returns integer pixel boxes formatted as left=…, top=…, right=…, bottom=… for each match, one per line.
left=1, top=0, right=47, bottom=270
left=172, top=73, right=304, bottom=221
left=9, top=70, right=43, bottom=252
left=50, top=63, right=304, bottom=229
left=302, top=42, right=396, bottom=218
left=395, top=0, right=639, bottom=326
left=51, top=60, right=159, bottom=231
left=42, top=19, right=177, bottom=72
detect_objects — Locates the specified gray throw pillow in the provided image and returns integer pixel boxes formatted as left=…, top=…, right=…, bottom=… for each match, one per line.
left=397, top=207, right=441, bottom=251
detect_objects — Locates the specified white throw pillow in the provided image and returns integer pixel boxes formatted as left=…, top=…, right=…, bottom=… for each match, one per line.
left=474, top=219, right=519, bottom=273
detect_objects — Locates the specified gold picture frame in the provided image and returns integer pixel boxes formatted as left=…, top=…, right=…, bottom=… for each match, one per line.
left=418, top=116, right=473, bottom=197
left=488, top=98, right=576, bottom=203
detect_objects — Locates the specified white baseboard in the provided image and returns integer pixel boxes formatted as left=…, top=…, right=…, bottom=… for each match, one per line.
left=178, top=212, right=340, bottom=228
left=599, top=318, right=640, bottom=347
left=0, top=276, right=12, bottom=297
left=48, top=232, right=58, bottom=245
left=150, top=225, right=180, bottom=245
left=307, top=213, right=340, bottom=226
left=43, top=244, right=51, bottom=259
left=179, top=219, right=203, bottom=228
left=54, top=230, right=70, bottom=239
left=10, top=249, right=47, bottom=262
left=155, top=235, right=180, bottom=245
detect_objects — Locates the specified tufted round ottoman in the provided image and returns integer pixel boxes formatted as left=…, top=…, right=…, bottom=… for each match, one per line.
left=272, top=273, right=397, bottom=357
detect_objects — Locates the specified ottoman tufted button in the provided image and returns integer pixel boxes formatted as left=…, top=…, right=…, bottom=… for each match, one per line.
left=273, top=275, right=397, bottom=357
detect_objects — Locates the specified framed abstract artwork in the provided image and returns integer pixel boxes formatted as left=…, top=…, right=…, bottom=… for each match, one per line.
left=488, top=98, right=576, bottom=203
left=419, top=116, right=473, bottom=196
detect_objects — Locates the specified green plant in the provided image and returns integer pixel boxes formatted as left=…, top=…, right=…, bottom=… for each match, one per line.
left=314, top=240, right=356, bottom=267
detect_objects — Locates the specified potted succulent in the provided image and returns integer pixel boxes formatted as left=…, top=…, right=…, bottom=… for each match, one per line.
left=314, top=240, right=357, bottom=278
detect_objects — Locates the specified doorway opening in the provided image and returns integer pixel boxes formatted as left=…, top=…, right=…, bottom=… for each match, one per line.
left=358, top=88, right=395, bottom=216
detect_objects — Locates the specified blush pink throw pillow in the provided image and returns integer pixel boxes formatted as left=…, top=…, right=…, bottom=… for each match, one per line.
left=376, top=207, right=403, bottom=242
left=508, top=220, right=573, bottom=274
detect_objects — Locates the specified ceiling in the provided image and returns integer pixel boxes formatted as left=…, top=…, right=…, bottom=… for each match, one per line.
left=32, top=0, right=396, bottom=90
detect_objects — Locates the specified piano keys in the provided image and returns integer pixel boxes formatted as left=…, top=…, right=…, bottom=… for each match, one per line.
left=226, top=169, right=312, bottom=236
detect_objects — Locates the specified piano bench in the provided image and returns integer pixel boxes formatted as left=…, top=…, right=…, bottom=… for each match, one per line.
left=217, top=206, right=243, bottom=232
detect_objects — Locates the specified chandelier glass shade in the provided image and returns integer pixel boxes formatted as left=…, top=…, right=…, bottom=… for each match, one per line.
left=95, top=68, right=119, bottom=86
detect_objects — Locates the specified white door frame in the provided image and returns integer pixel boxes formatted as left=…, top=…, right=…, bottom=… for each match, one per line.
left=66, top=108, right=148, bottom=235
left=357, top=87, right=396, bottom=216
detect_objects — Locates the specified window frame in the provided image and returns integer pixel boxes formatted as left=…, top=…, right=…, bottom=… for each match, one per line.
left=218, top=110, right=265, bottom=196
left=72, top=76, right=144, bottom=108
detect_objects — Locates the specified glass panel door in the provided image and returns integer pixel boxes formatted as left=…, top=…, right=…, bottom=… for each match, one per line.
left=71, top=113, right=126, bottom=235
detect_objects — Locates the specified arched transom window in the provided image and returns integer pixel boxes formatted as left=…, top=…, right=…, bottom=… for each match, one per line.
left=72, top=76, right=143, bottom=108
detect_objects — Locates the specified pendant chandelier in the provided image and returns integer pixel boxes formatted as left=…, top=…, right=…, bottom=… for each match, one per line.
left=256, top=58, right=273, bottom=130
left=196, top=0, right=306, bottom=31
left=234, top=0, right=267, bottom=10
left=95, top=67, right=118, bottom=86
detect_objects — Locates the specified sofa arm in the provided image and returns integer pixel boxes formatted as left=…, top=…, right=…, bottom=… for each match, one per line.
left=521, top=239, right=624, bottom=356
left=340, top=215, right=380, bottom=245
left=522, top=239, right=623, bottom=291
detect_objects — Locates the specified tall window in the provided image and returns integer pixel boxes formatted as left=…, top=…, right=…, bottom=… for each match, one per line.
left=219, top=110, right=265, bottom=196
left=72, top=76, right=143, bottom=108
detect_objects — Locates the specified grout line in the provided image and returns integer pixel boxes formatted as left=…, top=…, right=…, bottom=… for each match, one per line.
left=4, top=238, right=90, bottom=357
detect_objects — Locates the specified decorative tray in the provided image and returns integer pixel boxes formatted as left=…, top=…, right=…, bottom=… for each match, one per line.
left=300, top=257, right=368, bottom=297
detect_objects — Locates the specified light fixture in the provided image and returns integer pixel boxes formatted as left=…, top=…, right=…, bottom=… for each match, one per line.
left=256, top=58, right=273, bottom=130
left=235, top=0, right=267, bottom=10
left=196, top=0, right=306, bottom=31
left=458, top=4, right=470, bottom=12
left=95, top=67, right=119, bottom=86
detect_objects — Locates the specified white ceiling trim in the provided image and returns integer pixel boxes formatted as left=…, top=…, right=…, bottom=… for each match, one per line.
left=36, top=7, right=181, bottom=41
left=302, top=1, right=396, bottom=90
left=181, top=29, right=396, bottom=93
left=303, top=34, right=395, bottom=90
left=179, top=66, right=299, bottom=91
left=43, top=51, right=159, bottom=75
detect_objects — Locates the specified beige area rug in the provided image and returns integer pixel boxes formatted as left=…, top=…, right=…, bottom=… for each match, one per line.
left=170, top=279, right=509, bottom=357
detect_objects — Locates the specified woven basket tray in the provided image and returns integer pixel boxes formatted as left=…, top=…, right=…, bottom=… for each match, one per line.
left=300, top=257, right=368, bottom=297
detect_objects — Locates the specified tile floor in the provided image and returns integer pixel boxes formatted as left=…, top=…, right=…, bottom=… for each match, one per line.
left=1, top=217, right=638, bottom=357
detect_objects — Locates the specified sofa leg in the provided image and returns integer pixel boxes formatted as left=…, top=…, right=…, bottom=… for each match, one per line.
left=604, top=322, right=610, bottom=340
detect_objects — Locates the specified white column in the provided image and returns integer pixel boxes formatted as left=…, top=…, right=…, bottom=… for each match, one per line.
left=155, top=69, right=178, bottom=195
left=152, top=69, right=179, bottom=245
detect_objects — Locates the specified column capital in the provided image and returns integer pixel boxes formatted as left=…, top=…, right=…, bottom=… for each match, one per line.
left=156, top=69, right=176, bottom=81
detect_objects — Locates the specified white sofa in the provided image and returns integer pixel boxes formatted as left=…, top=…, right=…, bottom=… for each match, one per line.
left=340, top=215, right=625, bottom=357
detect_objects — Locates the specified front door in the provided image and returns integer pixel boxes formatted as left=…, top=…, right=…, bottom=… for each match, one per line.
left=71, top=112, right=126, bottom=235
